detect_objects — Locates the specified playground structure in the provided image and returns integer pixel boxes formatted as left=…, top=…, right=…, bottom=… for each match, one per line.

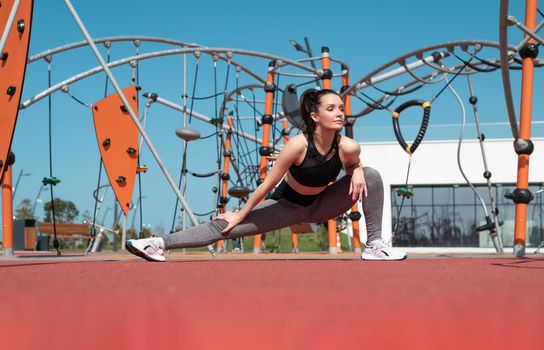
left=1, top=0, right=543, bottom=257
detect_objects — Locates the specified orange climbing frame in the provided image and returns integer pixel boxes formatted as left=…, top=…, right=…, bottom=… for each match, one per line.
left=513, top=0, right=537, bottom=253
left=217, top=117, right=235, bottom=251
left=253, top=61, right=276, bottom=253
left=92, top=86, right=139, bottom=216
left=342, top=68, right=362, bottom=252
left=0, top=0, right=33, bottom=179
left=2, top=166, right=13, bottom=253
left=320, top=47, right=340, bottom=253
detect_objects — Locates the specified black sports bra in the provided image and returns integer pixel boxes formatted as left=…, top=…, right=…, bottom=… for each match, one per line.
left=288, top=135, right=342, bottom=187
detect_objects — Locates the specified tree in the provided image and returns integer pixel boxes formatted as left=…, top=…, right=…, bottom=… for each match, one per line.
left=43, top=198, right=79, bottom=223
left=15, top=198, right=35, bottom=220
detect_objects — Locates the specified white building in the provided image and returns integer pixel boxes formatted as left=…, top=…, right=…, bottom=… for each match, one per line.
left=357, top=138, right=544, bottom=253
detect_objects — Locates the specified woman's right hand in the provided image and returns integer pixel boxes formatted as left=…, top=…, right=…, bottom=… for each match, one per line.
left=213, top=211, right=243, bottom=235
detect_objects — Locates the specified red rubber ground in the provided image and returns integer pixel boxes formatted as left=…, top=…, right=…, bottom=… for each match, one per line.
left=0, top=255, right=542, bottom=350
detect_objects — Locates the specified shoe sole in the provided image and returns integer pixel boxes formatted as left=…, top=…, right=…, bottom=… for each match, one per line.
left=361, top=254, right=408, bottom=261
left=125, top=241, right=164, bottom=262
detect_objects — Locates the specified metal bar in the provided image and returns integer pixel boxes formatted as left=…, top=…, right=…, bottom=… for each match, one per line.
left=22, top=46, right=321, bottom=110
left=499, top=0, right=520, bottom=139
left=342, top=40, right=512, bottom=97
left=0, top=0, right=21, bottom=56
left=63, top=0, right=200, bottom=226
left=466, top=73, right=504, bottom=253
left=145, top=93, right=262, bottom=144
left=511, top=17, right=544, bottom=47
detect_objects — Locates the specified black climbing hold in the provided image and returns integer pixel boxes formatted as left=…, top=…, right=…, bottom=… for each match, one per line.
left=261, top=114, right=273, bottom=125
left=504, top=188, right=534, bottom=204
left=321, top=69, right=333, bottom=80
left=6, top=151, right=15, bottom=166
left=259, top=146, right=272, bottom=156
left=348, top=211, right=362, bottom=221
left=264, top=82, right=276, bottom=93
left=6, top=86, right=16, bottom=96
left=514, top=139, right=534, bottom=155
left=519, top=43, right=539, bottom=59
left=16, top=19, right=25, bottom=33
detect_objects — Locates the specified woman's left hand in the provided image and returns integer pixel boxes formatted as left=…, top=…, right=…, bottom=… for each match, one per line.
left=213, top=211, right=243, bottom=235
left=349, top=167, right=367, bottom=202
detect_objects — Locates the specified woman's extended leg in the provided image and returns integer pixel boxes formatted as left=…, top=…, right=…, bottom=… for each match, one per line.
left=162, top=198, right=312, bottom=249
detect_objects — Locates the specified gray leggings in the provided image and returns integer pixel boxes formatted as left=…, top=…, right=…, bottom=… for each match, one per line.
left=163, top=167, right=384, bottom=249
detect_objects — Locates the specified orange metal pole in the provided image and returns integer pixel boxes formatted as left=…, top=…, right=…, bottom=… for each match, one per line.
left=2, top=166, right=14, bottom=256
left=342, top=68, right=362, bottom=253
left=320, top=47, right=339, bottom=253
left=280, top=119, right=299, bottom=252
left=253, top=61, right=276, bottom=253
left=513, top=0, right=537, bottom=257
left=217, top=117, right=234, bottom=252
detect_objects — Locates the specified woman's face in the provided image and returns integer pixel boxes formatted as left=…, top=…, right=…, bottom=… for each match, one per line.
left=312, top=93, right=345, bottom=131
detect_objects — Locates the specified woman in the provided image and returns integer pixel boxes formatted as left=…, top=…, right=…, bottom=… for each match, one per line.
left=126, top=89, right=407, bottom=261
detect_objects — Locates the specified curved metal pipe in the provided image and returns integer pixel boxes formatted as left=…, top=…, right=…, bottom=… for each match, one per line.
left=499, top=0, right=520, bottom=139
left=343, top=41, right=516, bottom=97
left=21, top=47, right=320, bottom=110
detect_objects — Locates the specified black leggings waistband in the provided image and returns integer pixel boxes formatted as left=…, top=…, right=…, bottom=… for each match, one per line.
left=270, top=180, right=319, bottom=206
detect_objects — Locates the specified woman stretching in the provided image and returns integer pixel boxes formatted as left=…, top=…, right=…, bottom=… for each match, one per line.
left=126, top=88, right=407, bottom=261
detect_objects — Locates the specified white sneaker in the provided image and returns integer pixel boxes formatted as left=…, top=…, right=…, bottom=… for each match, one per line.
left=362, top=239, right=407, bottom=261
left=126, top=236, right=166, bottom=262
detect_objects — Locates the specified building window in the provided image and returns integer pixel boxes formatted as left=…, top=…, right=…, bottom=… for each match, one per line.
left=391, top=184, right=544, bottom=248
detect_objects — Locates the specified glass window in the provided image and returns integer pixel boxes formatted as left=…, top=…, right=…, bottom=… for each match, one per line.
left=433, top=186, right=453, bottom=206
left=454, top=186, right=476, bottom=205
left=390, top=182, right=544, bottom=248
left=411, top=187, right=433, bottom=205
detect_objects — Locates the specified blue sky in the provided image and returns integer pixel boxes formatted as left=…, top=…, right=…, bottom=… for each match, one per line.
left=3, top=0, right=540, bottom=237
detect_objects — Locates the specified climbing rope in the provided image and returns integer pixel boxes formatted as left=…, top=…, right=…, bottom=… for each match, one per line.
left=46, top=60, right=61, bottom=256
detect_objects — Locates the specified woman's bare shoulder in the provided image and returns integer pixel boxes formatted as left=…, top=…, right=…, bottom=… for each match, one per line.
left=338, top=135, right=360, bottom=154
left=286, top=133, right=308, bottom=150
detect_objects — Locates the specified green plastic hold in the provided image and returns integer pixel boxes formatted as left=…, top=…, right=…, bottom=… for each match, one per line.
left=396, top=187, right=413, bottom=198
left=42, top=177, right=61, bottom=186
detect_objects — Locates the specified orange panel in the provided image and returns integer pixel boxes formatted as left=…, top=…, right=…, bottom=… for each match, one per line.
left=0, top=0, right=34, bottom=180
left=92, top=86, right=139, bottom=216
